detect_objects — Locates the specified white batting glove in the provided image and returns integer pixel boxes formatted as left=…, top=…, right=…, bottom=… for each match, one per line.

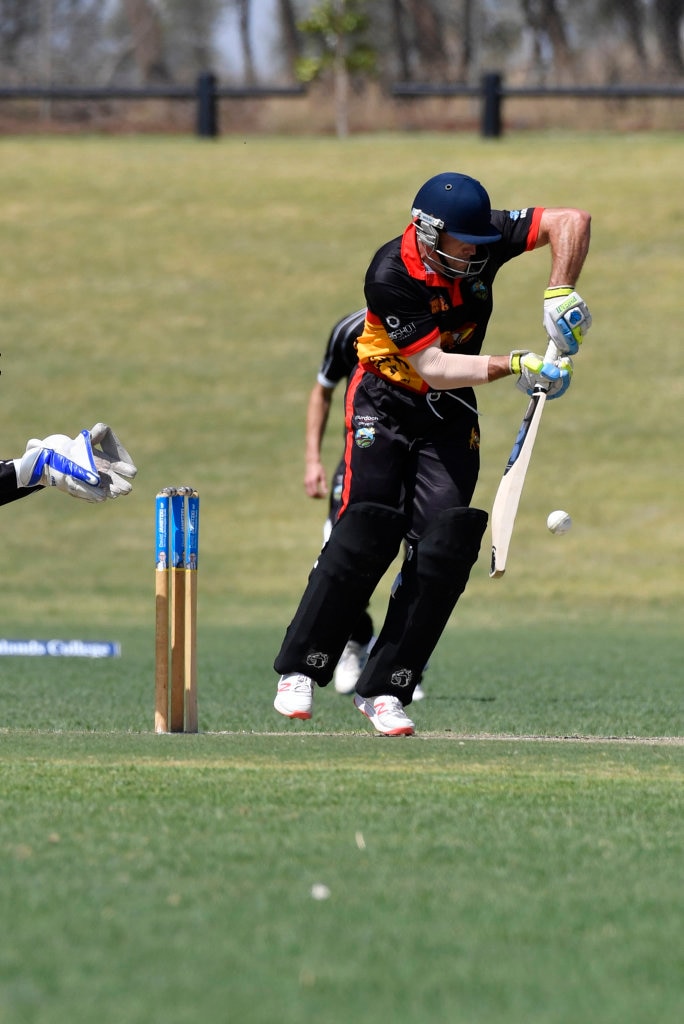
left=89, top=423, right=137, bottom=498
left=509, top=350, right=573, bottom=400
left=543, top=287, right=592, bottom=355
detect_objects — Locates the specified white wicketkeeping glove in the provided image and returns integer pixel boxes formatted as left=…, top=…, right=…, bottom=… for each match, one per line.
left=89, top=422, right=137, bottom=498
left=509, top=350, right=573, bottom=400
left=15, top=424, right=137, bottom=502
left=543, top=286, right=592, bottom=355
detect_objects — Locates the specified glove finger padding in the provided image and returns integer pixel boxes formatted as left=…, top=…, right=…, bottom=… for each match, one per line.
left=543, top=356, right=573, bottom=400
left=510, top=350, right=573, bottom=400
left=89, top=423, right=137, bottom=498
left=543, top=287, right=592, bottom=355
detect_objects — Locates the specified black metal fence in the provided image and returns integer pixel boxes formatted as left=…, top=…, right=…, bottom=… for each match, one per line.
left=0, top=72, right=682, bottom=137
left=0, top=73, right=306, bottom=137
left=394, top=74, right=684, bottom=137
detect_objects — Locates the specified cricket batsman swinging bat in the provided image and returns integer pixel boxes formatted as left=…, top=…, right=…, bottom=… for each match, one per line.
left=489, top=339, right=559, bottom=579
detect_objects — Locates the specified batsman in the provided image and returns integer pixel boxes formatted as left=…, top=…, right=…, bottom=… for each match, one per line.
left=274, top=171, right=591, bottom=735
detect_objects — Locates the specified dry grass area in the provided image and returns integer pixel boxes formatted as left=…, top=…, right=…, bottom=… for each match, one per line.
left=0, top=81, right=681, bottom=136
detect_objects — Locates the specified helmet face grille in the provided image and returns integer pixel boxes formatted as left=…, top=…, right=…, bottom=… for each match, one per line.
left=412, top=208, right=489, bottom=278
left=421, top=244, right=489, bottom=279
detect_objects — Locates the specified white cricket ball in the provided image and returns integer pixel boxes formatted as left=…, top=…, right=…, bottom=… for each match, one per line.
left=310, top=883, right=331, bottom=901
left=547, top=510, right=572, bottom=534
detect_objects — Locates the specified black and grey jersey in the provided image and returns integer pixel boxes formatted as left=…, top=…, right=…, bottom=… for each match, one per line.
left=0, top=459, right=39, bottom=506
left=317, top=308, right=366, bottom=390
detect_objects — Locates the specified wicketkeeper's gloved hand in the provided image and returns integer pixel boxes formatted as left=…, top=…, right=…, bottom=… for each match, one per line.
left=509, top=350, right=573, bottom=400
left=543, top=287, right=592, bottom=355
left=89, top=422, right=137, bottom=498
left=15, top=424, right=137, bottom=502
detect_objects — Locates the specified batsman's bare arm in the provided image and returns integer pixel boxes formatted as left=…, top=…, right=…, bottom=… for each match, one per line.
left=304, top=381, right=334, bottom=498
left=534, top=207, right=592, bottom=288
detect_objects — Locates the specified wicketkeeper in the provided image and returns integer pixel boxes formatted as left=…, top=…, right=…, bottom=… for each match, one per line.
left=275, top=171, right=591, bottom=735
left=1, top=423, right=137, bottom=506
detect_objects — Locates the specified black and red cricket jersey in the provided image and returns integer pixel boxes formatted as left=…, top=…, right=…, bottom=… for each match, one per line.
left=357, top=207, right=543, bottom=394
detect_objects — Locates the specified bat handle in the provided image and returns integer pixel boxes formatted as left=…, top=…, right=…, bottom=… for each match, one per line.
left=533, top=338, right=561, bottom=395
left=544, top=337, right=560, bottom=362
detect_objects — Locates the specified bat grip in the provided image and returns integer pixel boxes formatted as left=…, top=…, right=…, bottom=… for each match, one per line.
left=544, top=337, right=560, bottom=362
left=533, top=338, right=561, bottom=395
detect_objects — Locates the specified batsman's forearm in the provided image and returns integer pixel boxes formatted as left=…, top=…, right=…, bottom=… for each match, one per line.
left=542, top=208, right=592, bottom=287
left=409, top=347, right=513, bottom=389
left=408, top=348, right=489, bottom=389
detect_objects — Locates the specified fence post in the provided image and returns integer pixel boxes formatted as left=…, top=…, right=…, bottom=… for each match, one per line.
left=481, top=72, right=502, bottom=138
left=196, top=72, right=218, bottom=138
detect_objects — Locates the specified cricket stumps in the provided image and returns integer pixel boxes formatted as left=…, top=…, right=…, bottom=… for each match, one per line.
left=155, top=487, right=199, bottom=733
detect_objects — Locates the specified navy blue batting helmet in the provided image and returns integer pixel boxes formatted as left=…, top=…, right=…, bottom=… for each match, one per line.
left=411, top=172, right=501, bottom=245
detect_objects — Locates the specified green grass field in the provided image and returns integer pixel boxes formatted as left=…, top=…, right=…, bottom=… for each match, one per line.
left=0, top=132, right=682, bottom=1023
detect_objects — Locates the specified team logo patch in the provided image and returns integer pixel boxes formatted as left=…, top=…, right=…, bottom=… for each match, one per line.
left=430, top=296, right=450, bottom=314
left=469, top=427, right=480, bottom=451
left=371, top=354, right=412, bottom=386
left=391, top=668, right=413, bottom=688
left=306, top=651, right=329, bottom=669
left=355, top=426, right=376, bottom=448
left=441, top=323, right=476, bottom=350
left=470, top=279, right=489, bottom=301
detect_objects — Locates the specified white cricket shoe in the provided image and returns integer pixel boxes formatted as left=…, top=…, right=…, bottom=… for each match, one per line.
left=274, top=674, right=314, bottom=720
left=353, top=693, right=415, bottom=736
left=334, top=640, right=369, bottom=694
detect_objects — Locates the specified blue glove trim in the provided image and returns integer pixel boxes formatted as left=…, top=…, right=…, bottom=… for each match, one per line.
left=546, top=368, right=572, bottom=401
left=29, top=431, right=100, bottom=488
left=522, top=362, right=571, bottom=400
left=26, top=449, right=50, bottom=487
left=557, top=317, right=580, bottom=355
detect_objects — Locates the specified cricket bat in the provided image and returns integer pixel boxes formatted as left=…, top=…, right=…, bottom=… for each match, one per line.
left=489, top=339, right=558, bottom=579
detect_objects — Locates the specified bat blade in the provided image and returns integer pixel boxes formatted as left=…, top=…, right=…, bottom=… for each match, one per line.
left=489, top=387, right=548, bottom=578
left=490, top=338, right=559, bottom=579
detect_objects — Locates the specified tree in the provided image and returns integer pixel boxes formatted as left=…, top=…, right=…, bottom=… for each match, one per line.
left=296, top=0, right=376, bottom=137
left=403, top=0, right=448, bottom=79
left=276, top=0, right=302, bottom=74
left=233, top=0, right=256, bottom=84
left=519, top=0, right=574, bottom=81
left=121, top=0, right=170, bottom=83
left=654, top=0, right=683, bottom=76
left=0, top=0, right=39, bottom=74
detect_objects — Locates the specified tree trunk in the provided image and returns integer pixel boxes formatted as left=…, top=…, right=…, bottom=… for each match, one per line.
left=237, top=0, right=256, bottom=85
left=391, top=0, right=411, bottom=80
left=404, top=0, right=447, bottom=79
left=121, top=0, right=170, bottom=84
left=654, top=0, right=683, bottom=76
left=620, top=0, right=649, bottom=70
left=276, top=0, right=301, bottom=77
left=334, top=24, right=349, bottom=137
left=461, top=0, right=475, bottom=80
left=520, top=0, right=574, bottom=81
